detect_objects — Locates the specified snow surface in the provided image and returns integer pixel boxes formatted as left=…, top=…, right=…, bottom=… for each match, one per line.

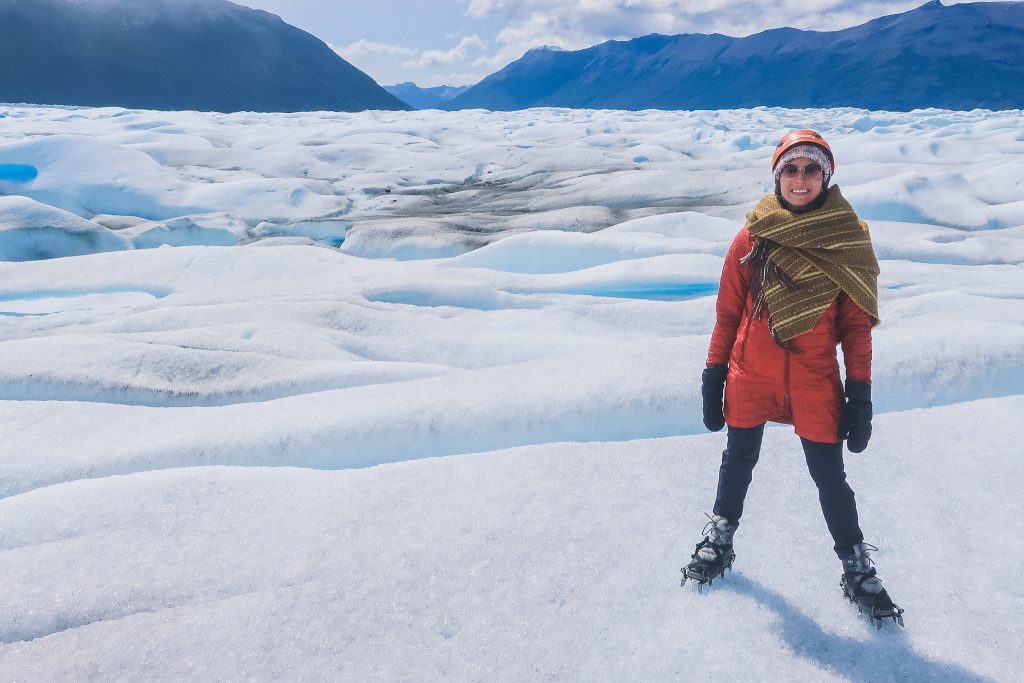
left=1, top=104, right=1023, bottom=681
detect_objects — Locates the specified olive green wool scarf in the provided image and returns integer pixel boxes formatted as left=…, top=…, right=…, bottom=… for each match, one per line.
left=743, top=186, right=880, bottom=344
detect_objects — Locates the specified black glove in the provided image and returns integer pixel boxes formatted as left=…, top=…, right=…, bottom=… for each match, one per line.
left=701, top=364, right=728, bottom=432
left=838, top=379, right=872, bottom=453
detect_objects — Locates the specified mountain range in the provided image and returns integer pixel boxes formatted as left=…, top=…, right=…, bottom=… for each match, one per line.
left=0, top=0, right=408, bottom=112
left=1, top=0, right=1019, bottom=113
left=384, top=83, right=470, bottom=110
left=445, top=0, right=1024, bottom=111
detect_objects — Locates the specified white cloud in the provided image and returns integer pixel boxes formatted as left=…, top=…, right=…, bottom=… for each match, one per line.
left=407, top=35, right=488, bottom=68
left=334, top=39, right=416, bottom=61
left=331, top=37, right=489, bottom=88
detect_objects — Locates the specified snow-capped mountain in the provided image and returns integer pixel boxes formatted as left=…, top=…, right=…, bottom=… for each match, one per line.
left=0, top=0, right=409, bottom=112
left=445, top=1, right=1024, bottom=111
left=384, top=82, right=471, bottom=110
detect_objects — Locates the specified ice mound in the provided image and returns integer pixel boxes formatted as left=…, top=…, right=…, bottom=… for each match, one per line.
left=0, top=195, right=126, bottom=260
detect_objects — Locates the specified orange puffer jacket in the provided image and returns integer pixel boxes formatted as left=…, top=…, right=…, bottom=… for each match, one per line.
left=706, top=229, right=873, bottom=444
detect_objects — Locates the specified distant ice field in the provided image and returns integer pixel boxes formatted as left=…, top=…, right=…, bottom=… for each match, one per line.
left=1, top=105, right=1023, bottom=680
left=1, top=105, right=1022, bottom=261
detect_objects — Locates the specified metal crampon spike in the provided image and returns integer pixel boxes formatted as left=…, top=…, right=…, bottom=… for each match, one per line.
left=864, top=605, right=906, bottom=629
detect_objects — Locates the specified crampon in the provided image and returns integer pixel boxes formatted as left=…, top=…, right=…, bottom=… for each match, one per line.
left=841, top=568, right=905, bottom=628
left=680, top=538, right=735, bottom=592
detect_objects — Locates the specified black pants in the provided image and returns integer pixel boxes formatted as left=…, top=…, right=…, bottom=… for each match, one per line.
left=712, top=423, right=864, bottom=557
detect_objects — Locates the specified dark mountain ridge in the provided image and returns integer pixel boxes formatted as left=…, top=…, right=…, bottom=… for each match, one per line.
left=445, top=1, right=1024, bottom=111
left=0, top=0, right=408, bottom=112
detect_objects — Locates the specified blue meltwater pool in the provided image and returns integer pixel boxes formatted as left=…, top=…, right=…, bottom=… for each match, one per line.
left=0, top=165, right=39, bottom=183
left=561, top=282, right=719, bottom=301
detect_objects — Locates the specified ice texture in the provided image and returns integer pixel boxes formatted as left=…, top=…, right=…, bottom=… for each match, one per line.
left=1, top=105, right=1022, bottom=261
left=0, top=104, right=1022, bottom=681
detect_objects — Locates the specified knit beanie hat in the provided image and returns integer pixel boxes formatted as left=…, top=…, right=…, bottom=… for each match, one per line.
left=773, top=143, right=833, bottom=184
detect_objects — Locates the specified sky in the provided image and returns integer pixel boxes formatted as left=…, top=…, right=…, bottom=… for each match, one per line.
left=231, top=1, right=987, bottom=87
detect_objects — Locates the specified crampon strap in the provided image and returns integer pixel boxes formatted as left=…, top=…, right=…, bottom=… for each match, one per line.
left=845, top=567, right=878, bottom=596
left=691, top=538, right=727, bottom=563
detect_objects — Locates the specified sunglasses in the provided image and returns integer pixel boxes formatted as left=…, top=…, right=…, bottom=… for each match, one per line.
left=780, top=163, right=824, bottom=180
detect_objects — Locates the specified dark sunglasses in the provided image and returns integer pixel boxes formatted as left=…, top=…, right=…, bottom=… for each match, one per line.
left=780, top=163, right=823, bottom=179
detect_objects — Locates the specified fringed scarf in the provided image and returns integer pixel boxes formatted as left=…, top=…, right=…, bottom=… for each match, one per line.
left=742, top=186, right=880, bottom=346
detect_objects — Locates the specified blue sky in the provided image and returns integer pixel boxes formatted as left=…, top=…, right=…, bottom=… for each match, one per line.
left=233, top=1, right=983, bottom=88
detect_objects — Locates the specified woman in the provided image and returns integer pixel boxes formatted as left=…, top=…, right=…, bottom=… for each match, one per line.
left=682, top=130, right=903, bottom=626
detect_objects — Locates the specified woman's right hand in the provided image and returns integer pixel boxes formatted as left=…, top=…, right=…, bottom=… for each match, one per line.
left=838, top=379, right=872, bottom=452
left=701, top=364, right=728, bottom=431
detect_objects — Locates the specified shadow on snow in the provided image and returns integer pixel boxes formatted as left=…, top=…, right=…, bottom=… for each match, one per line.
left=719, top=573, right=992, bottom=683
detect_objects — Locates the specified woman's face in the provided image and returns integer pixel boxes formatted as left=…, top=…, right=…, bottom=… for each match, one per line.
left=778, top=157, right=825, bottom=208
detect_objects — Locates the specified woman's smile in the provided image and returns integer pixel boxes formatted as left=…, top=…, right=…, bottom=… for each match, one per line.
left=779, top=160, right=823, bottom=207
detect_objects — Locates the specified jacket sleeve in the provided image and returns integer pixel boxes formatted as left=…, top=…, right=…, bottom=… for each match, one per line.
left=838, top=292, right=873, bottom=384
left=706, top=229, right=752, bottom=367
